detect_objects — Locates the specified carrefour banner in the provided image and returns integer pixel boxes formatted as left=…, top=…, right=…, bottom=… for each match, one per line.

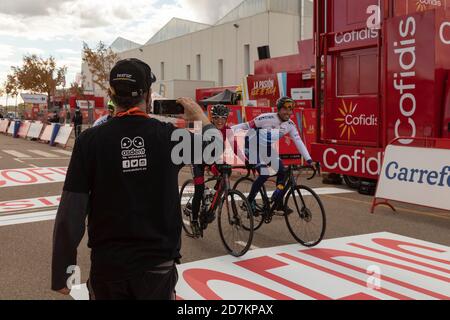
left=20, top=93, right=47, bottom=104
left=376, top=145, right=450, bottom=210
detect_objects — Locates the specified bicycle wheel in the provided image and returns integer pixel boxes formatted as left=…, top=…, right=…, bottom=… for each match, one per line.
left=179, top=179, right=196, bottom=237
left=218, top=190, right=254, bottom=257
left=284, top=185, right=326, bottom=247
left=232, top=177, right=267, bottom=231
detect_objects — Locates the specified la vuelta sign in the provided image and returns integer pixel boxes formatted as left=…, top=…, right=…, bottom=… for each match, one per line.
left=175, top=233, right=450, bottom=300
left=247, top=74, right=280, bottom=100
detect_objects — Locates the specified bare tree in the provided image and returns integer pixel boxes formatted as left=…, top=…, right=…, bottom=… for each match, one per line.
left=82, top=42, right=118, bottom=93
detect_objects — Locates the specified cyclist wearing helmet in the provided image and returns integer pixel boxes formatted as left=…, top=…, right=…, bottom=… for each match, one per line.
left=189, top=104, right=237, bottom=238
left=232, top=96, right=317, bottom=214
left=93, top=100, right=116, bottom=127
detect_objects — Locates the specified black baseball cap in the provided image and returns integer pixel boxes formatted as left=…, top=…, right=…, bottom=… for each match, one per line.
left=109, top=58, right=157, bottom=97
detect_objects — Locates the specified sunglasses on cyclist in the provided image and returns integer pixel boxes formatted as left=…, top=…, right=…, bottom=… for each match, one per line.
left=281, top=103, right=295, bottom=110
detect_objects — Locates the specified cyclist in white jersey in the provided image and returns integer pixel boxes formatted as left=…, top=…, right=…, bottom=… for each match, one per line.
left=232, top=96, right=317, bottom=214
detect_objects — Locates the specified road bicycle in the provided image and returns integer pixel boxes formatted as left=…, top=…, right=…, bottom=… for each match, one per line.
left=180, top=165, right=254, bottom=257
left=233, top=164, right=326, bottom=247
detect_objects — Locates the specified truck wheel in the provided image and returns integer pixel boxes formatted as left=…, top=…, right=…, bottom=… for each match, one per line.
left=343, top=175, right=361, bottom=189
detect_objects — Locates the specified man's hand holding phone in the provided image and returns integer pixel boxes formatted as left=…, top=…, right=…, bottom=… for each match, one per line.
left=177, top=97, right=211, bottom=127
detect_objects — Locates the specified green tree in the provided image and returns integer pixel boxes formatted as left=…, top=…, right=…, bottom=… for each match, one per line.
left=11, top=54, right=67, bottom=109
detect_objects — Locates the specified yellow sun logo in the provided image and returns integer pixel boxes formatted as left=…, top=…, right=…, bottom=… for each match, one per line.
left=416, top=1, right=428, bottom=11
left=335, top=99, right=358, bottom=140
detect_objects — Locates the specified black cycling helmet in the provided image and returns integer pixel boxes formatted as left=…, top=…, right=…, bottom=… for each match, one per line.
left=211, top=104, right=230, bottom=118
left=276, top=96, right=296, bottom=111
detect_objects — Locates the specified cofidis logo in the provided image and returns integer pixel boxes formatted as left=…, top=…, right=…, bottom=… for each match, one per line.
left=416, top=0, right=442, bottom=12
left=334, top=100, right=378, bottom=140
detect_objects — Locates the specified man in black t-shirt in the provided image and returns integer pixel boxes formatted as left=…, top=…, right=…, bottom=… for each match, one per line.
left=51, top=58, right=219, bottom=300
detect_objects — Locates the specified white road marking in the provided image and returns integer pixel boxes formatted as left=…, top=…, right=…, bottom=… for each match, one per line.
left=52, top=150, right=72, bottom=156
left=235, top=241, right=260, bottom=250
left=0, top=210, right=57, bottom=227
left=17, top=157, right=70, bottom=160
left=3, top=150, right=31, bottom=158
left=0, top=187, right=354, bottom=226
left=28, top=150, right=59, bottom=158
left=70, top=233, right=450, bottom=300
left=0, top=195, right=60, bottom=214
left=180, top=188, right=353, bottom=204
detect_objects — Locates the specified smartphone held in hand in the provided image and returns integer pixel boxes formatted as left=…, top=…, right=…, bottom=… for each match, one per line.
left=153, top=100, right=185, bottom=115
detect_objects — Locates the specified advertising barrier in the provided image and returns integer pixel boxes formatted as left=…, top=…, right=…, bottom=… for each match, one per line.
left=27, top=122, right=44, bottom=139
left=372, top=137, right=450, bottom=212
left=7, top=121, right=15, bottom=136
left=13, top=121, right=21, bottom=138
left=40, top=124, right=54, bottom=142
left=17, top=121, right=31, bottom=138
left=49, top=124, right=61, bottom=146
left=54, top=125, right=73, bottom=148
left=0, top=119, right=9, bottom=133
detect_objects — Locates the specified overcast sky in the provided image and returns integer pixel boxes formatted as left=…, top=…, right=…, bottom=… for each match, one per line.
left=0, top=0, right=243, bottom=104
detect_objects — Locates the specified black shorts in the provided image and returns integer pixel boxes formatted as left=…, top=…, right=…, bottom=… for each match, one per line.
left=87, top=264, right=178, bottom=300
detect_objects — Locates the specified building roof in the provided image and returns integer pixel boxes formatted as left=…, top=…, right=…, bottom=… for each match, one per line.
left=109, top=37, right=142, bottom=53
left=215, top=0, right=302, bottom=25
left=145, top=18, right=211, bottom=45
left=109, top=0, right=304, bottom=53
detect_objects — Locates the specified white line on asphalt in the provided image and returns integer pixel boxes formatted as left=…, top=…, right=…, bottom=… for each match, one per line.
left=180, top=188, right=353, bottom=204
left=52, top=150, right=72, bottom=156
left=14, top=158, right=25, bottom=164
left=3, top=150, right=31, bottom=158
left=28, top=150, right=59, bottom=158
left=0, top=188, right=355, bottom=227
left=18, top=157, right=70, bottom=160
left=235, top=241, right=260, bottom=250
left=0, top=210, right=57, bottom=227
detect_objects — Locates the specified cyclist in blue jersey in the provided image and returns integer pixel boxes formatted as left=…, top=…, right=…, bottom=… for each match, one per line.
left=232, top=96, right=318, bottom=214
left=93, top=100, right=116, bottom=127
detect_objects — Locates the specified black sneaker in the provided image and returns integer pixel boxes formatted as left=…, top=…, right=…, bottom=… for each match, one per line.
left=274, top=202, right=294, bottom=216
left=205, top=210, right=216, bottom=224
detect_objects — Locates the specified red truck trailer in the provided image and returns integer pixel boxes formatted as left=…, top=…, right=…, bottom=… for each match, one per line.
left=312, top=0, right=450, bottom=186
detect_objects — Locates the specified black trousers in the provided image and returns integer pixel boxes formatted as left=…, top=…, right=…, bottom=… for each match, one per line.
left=74, top=125, right=82, bottom=139
left=87, top=264, right=178, bottom=300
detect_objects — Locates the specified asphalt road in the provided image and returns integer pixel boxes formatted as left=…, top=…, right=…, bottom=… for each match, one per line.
left=0, top=133, right=449, bottom=300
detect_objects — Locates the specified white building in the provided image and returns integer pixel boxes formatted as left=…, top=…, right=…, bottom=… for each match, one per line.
left=82, top=0, right=313, bottom=100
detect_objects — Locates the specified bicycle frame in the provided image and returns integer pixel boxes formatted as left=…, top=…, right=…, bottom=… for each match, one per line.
left=255, top=165, right=312, bottom=219
left=206, top=167, right=232, bottom=218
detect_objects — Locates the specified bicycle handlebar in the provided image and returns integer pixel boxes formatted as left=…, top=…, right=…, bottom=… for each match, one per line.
left=293, top=163, right=321, bottom=180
